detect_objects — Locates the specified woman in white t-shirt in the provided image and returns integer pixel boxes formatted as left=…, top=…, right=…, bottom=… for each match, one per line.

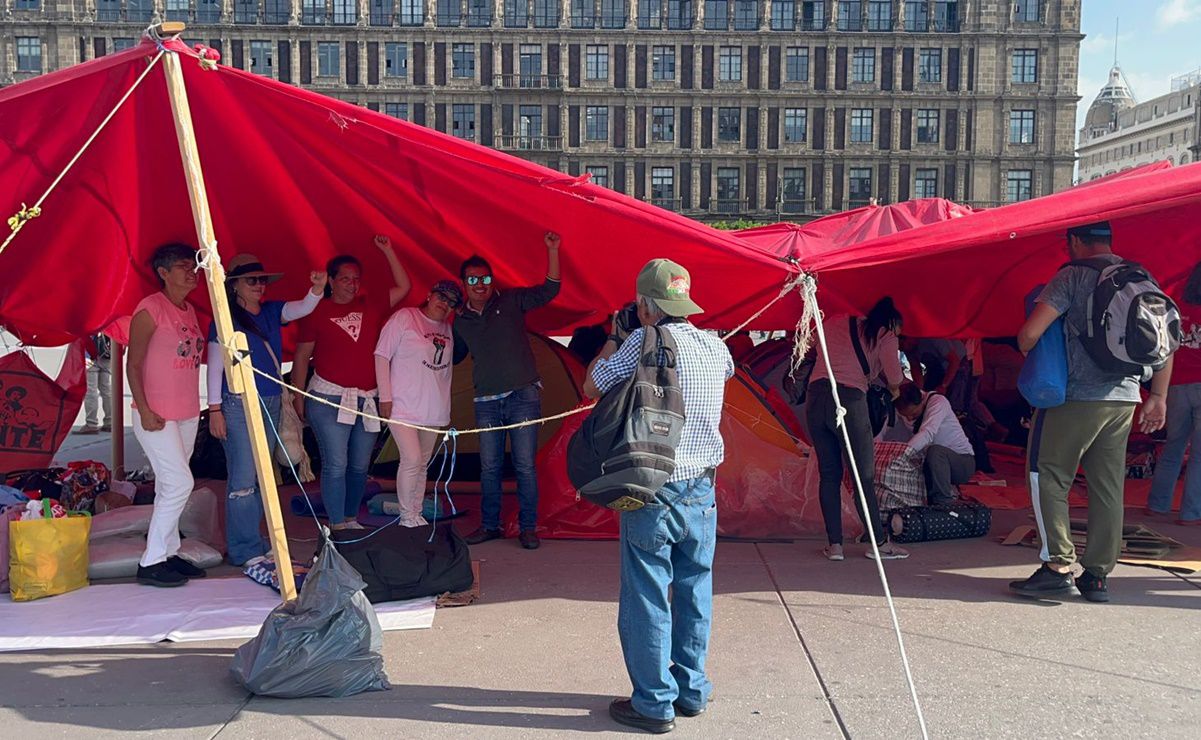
left=374, top=280, right=464, bottom=526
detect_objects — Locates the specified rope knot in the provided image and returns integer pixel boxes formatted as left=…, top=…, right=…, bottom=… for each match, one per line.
left=193, top=44, right=220, bottom=71
left=6, top=203, right=41, bottom=232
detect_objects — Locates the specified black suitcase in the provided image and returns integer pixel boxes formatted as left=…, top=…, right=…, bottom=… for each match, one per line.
left=887, top=501, right=992, bottom=543
left=331, top=523, right=474, bottom=604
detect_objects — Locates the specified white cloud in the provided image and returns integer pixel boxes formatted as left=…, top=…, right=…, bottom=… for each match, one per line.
left=1156, top=0, right=1201, bottom=29
left=1080, top=32, right=1115, bottom=57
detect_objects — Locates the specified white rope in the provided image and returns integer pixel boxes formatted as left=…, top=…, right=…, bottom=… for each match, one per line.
left=0, top=50, right=168, bottom=260
left=802, top=277, right=930, bottom=740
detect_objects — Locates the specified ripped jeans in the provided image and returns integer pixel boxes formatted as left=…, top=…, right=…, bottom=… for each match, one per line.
left=220, top=392, right=281, bottom=566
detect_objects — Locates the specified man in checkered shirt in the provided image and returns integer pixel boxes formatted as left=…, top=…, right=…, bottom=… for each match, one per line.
left=584, top=258, right=734, bottom=734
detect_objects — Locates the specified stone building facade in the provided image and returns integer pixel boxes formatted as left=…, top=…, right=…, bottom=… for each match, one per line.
left=2, top=0, right=1081, bottom=218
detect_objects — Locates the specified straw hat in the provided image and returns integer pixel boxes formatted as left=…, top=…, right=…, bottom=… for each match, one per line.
left=225, top=253, right=283, bottom=283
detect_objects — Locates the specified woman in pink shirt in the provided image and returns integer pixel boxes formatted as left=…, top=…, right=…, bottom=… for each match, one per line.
left=127, top=243, right=208, bottom=587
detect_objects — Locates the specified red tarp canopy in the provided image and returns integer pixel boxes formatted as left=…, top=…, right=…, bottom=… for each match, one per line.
left=0, top=39, right=793, bottom=346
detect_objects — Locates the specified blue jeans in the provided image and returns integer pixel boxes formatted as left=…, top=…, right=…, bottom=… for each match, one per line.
left=1149, top=383, right=1201, bottom=521
left=619, top=475, right=717, bottom=721
left=475, top=384, right=541, bottom=531
left=221, top=392, right=281, bottom=566
left=306, top=393, right=377, bottom=525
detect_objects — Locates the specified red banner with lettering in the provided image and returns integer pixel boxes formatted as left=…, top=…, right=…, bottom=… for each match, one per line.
left=0, top=342, right=86, bottom=474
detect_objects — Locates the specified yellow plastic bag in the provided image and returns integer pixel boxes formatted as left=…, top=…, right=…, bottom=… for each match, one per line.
left=8, top=502, right=91, bottom=602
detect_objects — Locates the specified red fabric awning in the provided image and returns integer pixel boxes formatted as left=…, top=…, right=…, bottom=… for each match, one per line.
left=0, top=40, right=793, bottom=346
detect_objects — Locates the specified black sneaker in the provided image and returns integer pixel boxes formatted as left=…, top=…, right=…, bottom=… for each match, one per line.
left=1009, top=563, right=1076, bottom=598
left=166, top=555, right=207, bottom=579
left=609, top=699, right=674, bottom=734
left=1075, top=569, right=1110, bottom=603
left=464, top=527, right=503, bottom=545
left=137, top=562, right=188, bottom=588
left=519, top=531, right=541, bottom=550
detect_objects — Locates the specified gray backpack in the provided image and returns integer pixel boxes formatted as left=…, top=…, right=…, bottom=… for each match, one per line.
left=567, top=325, right=686, bottom=511
left=1069, top=258, right=1181, bottom=376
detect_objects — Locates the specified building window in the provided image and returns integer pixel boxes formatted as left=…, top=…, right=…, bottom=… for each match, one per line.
left=533, top=0, right=559, bottom=25
left=849, top=167, right=873, bottom=207
left=333, top=0, right=357, bottom=24
left=14, top=0, right=41, bottom=9
left=586, top=45, right=609, bottom=81
left=586, top=106, right=610, bottom=141
left=850, top=108, right=873, bottom=143
left=772, top=0, right=795, bottom=30
left=1014, top=0, right=1039, bottom=22
left=587, top=165, right=610, bottom=187
left=919, top=48, right=942, bottom=83
left=916, top=109, right=940, bottom=143
left=317, top=42, right=340, bottom=77
left=652, top=45, right=676, bottom=81
left=718, top=107, right=741, bottom=142
left=15, top=37, right=41, bottom=73
left=1007, top=170, right=1033, bottom=202
left=914, top=168, right=938, bottom=198
left=1011, top=49, right=1037, bottom=83
left=785, top=46, right=809, bottom=82
left=518, top=105, right=543, bottom=146
left=452, top=104, right=476, bottom=140
left=1010, top=109, right=1035, bottom=144
left=933, top=0, right=958, bottom=31
left=651, top=167, right=675, bottom=205
left=705, top=0, right=729, bottom=29
left=505, top=0, right=529, bottom=26
left=97, top=0, right=120, bottom=21
left=249, top=40, right=274, bottom=76
left=652, top=107, right=676, bottom=142
left=234, top=0, right=258, bottom=23
left=838, top=0, right=862, bottom=31
left=867, top=0, right=891, bottom=30
left=301, top=0, right=324, bottom=24
left=197, top=0, right=221, bottom=22
left=733, top=0, right=758, bottom=30
left=718, top=46, right=742, bottom=82
left=165, top=0, right=189, bottom=21
left=467, top=0, right=491, bottom=25
left=519, top=44, right=543, bottom=86
left=716, top=167, right=741, bottom=212
left=601, top=0, right=626, bottom=27
left=399, top=0, right=424, bottom=24
left=904, top=0, right=928, bottom=31
left=385, top=42, right=408, bottom=77
left=801, top=0, right=824, bottom=29
left=780, top=167, right=806, bottom=212
left=369, top=0, right=393, bottom=25
left=385, top=102, right=408, bottom=119
left=667, top=0, right=693, bottom=28
left=112, top=38, right=137, bottom=51
left=639, top=0, right=663, bottom=28
left=452, top=43, right=475, bottom=79
left=572, top=0, right=596, bottom=27
left=852, top=48, right=875, bottom=83
left=783, top=108, right=807, bottom=143
left=437, top=0, right=461, bottom=25
left=127, top=0, right=153, bottom=21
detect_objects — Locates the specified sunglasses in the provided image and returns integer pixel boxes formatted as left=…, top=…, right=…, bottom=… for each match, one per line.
left=242, top=276, right=270, bottom=286
left=433, top=292, right=461, bottom=309
left=465, top=275, right=493, bottom=286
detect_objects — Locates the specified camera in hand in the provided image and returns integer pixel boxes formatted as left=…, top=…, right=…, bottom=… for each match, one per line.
left=617, top=302, right=641, bottom=336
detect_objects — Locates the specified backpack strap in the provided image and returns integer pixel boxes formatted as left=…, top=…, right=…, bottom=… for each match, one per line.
left=848, top=316, right=871, bottom=378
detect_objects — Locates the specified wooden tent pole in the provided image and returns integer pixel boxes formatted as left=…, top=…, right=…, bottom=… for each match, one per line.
left=158, top=24, right=297, bottom=602
left=110, top=341, right=125, bottom=480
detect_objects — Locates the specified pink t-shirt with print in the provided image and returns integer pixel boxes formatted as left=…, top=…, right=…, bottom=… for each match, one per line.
left=133, top=292, right=203, bottom=421
left=374, top=307, right=453, bottom=426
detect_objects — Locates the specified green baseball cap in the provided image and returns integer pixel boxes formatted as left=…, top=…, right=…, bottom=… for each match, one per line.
left=636, top=258, right=704, bottom=317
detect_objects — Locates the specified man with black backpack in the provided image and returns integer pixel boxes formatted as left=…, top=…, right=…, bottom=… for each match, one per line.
left=583, top=259, right=733, bottom=734
left=1012, top=221, right=1178, bottom=603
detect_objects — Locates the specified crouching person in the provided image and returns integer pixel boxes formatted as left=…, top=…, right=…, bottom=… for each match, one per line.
left=894, top=383, right=976, bottom=507
left=584, top=259, right=734, bottom=734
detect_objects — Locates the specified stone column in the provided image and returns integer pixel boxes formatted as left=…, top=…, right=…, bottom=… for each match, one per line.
left=290, top=0, right=300, bottom=24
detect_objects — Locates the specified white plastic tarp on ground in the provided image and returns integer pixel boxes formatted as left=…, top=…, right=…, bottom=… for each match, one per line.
left=0, top=577, right=434, bottom=652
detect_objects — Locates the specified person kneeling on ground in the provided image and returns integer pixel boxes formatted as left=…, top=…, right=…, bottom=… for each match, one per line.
left=893, top=383, right=976, bottom=507
left=585, top=259, right=734, bottom=734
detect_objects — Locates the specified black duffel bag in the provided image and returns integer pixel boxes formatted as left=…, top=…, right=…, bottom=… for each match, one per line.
left=330, top=523, right=474, bottom=604
left=887, top=501, right=992, bottom=544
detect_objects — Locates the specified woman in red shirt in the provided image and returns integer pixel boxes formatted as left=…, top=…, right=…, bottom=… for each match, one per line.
left=293, top=236, right=411, bottom=529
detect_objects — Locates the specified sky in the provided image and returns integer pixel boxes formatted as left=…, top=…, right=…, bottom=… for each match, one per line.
left=1076, top=0, right=1201, bottom=131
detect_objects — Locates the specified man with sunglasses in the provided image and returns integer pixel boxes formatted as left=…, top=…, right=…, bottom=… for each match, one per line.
left=454, top=232, right=562, bottom=550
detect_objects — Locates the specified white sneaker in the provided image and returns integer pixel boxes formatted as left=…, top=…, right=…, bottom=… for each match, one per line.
left=866, top=542, right=909, bottom=560
left=823, top=544, right=845, bottom=561
left=400, top=515, right=429, bottom=528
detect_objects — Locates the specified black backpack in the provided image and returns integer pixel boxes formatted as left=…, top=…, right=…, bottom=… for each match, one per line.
left=1069, top=257, right=1181, bottom=375
left=848, top=316, right=895, bottom=436
left=568, top=325, right=686, bottom=511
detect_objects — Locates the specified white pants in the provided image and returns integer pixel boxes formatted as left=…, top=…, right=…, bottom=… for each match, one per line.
left=132, top=410, right=199, bottom=567
left=389, top=424, right=438, bottom=526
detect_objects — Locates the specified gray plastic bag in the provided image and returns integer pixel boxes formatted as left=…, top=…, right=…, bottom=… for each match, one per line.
left=230, top=541, right=391, bottom=698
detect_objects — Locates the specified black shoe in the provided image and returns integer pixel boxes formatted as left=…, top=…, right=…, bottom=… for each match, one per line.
left=609, top=699, right=674, bottom=734
left=1009, top=564, right=1076, bottom=598
left=1075, top=569, right=1110, bottom=603
left=672, top=696, right=711, bottom=718
left=166, top=555, right=207, bottom=579
left=464, top=527, right=502, bottom=545
left=136, top=562, right=188, bottom=587
left=519, top=530, right=541, bottom=550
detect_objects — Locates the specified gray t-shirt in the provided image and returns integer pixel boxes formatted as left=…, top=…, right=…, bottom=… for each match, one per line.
left=1036, top=254, right=1141, bottom=403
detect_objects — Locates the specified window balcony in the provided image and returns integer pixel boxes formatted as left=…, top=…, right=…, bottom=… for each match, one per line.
left=494, top=74, right=563, bottom=90
left=497, top=135, right=563, bottom=151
